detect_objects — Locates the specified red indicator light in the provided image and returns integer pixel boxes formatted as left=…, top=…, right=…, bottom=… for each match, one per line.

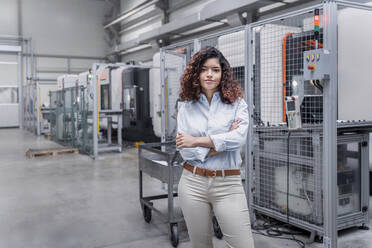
left=308, top=64, right=316, bottom=71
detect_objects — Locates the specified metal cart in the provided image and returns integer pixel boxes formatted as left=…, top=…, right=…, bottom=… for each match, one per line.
left=138, top=142, right=223, bottom=247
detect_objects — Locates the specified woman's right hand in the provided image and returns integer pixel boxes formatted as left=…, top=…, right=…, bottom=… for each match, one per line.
left=176, top=132, right=196, bottom=148
left=229, top=120, right=241, bottom=131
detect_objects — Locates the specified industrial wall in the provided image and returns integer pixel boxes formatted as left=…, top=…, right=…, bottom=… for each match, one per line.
left=0, top=0, right=108, bottom=68
left=0, top=0, right=19, bottom=36
left=22, top=0, right=108, bottom=57
left=0, top=0, right=108, bottom=108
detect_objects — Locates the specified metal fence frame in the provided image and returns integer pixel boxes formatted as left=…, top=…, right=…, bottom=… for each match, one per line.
left=160, top=41, right=194, bottom=143
left=247, top=3, right=330, bottom=239
left=159, top=1, right=372, bottom=247
left=247, top=1, right=372, bottom=248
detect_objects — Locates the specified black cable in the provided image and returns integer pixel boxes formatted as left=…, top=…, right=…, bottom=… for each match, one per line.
left=252, top=231, right=305, bottom=248
left=310, top=79, right=323, bottom=93
left=314, top=80, right=323, bottom=92
left=252, top=215, right=306, bottom=248
left=287, top=131, right=291, bottom=224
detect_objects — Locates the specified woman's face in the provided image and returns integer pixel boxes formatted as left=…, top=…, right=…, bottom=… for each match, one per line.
left=199, top=58, right=222, bottom=94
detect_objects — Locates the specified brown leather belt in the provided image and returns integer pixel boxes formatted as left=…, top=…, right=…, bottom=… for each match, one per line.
left=183, top=162, right=240, bottom=177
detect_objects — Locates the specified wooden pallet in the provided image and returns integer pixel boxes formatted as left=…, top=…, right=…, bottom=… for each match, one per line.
left=26, top=147, right=79, bottom=158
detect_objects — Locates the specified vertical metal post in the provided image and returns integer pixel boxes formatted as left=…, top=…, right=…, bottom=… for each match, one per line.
left=313, top=132, right=322, bottom=225
left=18, top=51, right=23, bottom=129
left=25, top=39, right=28, bottom=80
left=92, top=63, right=98, bottom=159
left=24, top=40, right=28, bottom=129
left=118, top=115, right=122, bottom=152
left=322, top=1, right=338, bottom=247
left=168, top=154, right=174, bottom=223
left=193, top=39, right=201, bottom=54
left=34, top=56, right=40, bottom=134
left=36, top=80, right=41, bottom=135
left=245, top=24, right=256, bottom=223
left=138, top=146, right=143, bottom=202
left=30, top=39, right=34, bottom=79
left=62, top=83, right=67, bottom=142
left=108, top=117, right=112, bottom=145
left=361, top=135, right=369, bottom=222
left=160, top=48, right=166, bottom=143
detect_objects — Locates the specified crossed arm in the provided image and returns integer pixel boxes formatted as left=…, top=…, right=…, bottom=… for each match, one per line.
left=176, top=120, right=241, bottom=157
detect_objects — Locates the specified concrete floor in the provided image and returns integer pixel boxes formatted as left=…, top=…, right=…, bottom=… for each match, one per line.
left=1, top=128, right=372, bottom=248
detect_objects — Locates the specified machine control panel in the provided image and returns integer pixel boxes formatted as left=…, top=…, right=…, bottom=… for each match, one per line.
left=285, top=95, right=302, bottom=130
left=303, top=49, right=330, bottom=81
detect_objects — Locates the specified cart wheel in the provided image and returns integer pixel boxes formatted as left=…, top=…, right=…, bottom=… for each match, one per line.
left=212, top=216, right=223, bottom=239
left=169, top=223, right=179, bottom=247
left=143, top=204, right=152, bottom=223
left=359, top=224, right=370, bottom=230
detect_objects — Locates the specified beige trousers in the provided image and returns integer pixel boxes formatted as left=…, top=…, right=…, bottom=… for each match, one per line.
left=178, top=169, right=255, bottom=248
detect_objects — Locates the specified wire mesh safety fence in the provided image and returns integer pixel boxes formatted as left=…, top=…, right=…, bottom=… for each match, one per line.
left=249, top=8, right=327, bottom=230
left=160, top=42, right=195, bottom=142
left=333, top=0, right=372, bottom=235
left=49, top=87, right=77, bottom=147
left=23, top=82, right=38, bottom=134
left=159, top=1, right=372, bottom=244
left=48, top=82, right=93, bottom=154
left=250, top=1, right=372, bottom=240
left=78, top=82, right=94, bottom=155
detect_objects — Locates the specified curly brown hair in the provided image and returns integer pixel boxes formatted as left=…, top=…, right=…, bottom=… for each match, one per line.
left=179, top=46, right=243, bottom=104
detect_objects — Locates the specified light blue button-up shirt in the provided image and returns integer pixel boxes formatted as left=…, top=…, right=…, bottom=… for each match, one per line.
left=177, top=92, right=249, bottom=170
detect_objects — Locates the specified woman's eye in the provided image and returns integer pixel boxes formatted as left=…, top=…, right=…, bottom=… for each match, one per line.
left=213, top=69, right=220, bottom=72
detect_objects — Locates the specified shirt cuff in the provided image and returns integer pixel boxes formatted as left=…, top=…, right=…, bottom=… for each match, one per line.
left=180, top=146, right=210, bottom=162
left=210, top=134, right=226, bottom=152
left=196, top=147, right=210, bottom=162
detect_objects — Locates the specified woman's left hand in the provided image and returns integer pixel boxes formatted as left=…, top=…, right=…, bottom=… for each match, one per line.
left=176, top=132, right=196, bottom=148
left=206, top=148, right=220, bottom=158
left=229, top=119, right=242, bottom=131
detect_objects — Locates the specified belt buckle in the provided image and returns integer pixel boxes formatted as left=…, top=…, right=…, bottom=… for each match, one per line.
left=211, top=170, right=217, bottom=178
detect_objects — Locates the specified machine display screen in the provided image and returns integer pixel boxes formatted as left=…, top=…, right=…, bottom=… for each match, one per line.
left=287, top=101, right=296, bottom=111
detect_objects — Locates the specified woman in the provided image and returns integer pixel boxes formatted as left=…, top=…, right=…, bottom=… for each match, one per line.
left=176, top=46, right=254, bottom=248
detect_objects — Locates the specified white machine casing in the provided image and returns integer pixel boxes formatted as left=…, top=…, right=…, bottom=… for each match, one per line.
left=110, top=66, right=125, bottom=112
left=96, top=64, right=123, bottom=112
left=217, top=30, right=245, bottom=68
left=150, top=53, right=162, bottom=138
left=78, top=71, right=90, bottom=87
left=274, top=166, right=357, bottom=217
left=57, top=74, right=79, bottom=90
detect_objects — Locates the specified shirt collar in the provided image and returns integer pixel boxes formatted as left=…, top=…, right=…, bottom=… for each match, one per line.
left=200, top=92, right=220, bottom=103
